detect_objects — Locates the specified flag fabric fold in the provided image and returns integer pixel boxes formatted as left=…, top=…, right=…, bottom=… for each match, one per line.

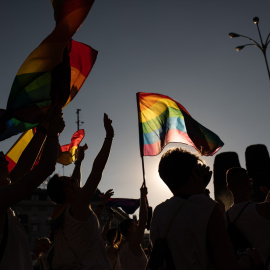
left=107, top=198, right=140, bottom=215
left=57, top=129, right=85, bottom=165
left=137, top=92, right=224, bottom=156
left=0, top=0, right=97, bottom=141
left=6, top=129, right=85, bottom=172
left=5, top=129, right=36, bottom=172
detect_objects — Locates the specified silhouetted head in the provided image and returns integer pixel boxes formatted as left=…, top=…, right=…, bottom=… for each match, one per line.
left=33, top=237, right=51, bottom=257
left=106, top=228, right=119, bottom=245
left=118, top=219, right=137, bottom=238
left=158, top=147, right=203, bottom=193
left=226, top=167, right=252, bottom=200
left=47, top=174, right=79, bottom=204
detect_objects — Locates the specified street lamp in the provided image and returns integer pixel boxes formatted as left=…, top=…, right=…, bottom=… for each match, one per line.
left=229, top=17, right=270, bottom=80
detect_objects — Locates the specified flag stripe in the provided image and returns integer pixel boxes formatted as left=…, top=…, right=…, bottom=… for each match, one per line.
left=138, top=92, right=190, bottom=115
left=142, top=117, right=187, bottom=144
left=141, top=107, right=186, bottom=134
left=6, top=129, right=35, bottom=172
left=142, top=129, right=194, bottom=156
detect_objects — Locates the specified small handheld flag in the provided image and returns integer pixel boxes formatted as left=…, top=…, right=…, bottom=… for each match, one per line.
left=57, top=130, right=85, bottom=165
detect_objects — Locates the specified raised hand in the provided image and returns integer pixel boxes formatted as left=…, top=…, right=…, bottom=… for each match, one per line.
left=47, top=110, right=65, bottom=136
left=140, top=182, right=148, bottom=198
left=198, top=163, right=212, bottom=186
left=101, top=189, right=114, bottom=204
left=104, top=113, right=114, bottom=138
left=75, top=144, right=88, bottom=163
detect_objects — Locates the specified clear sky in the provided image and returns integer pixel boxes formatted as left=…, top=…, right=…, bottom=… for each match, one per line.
left=1, top=0, right=270, bottom=217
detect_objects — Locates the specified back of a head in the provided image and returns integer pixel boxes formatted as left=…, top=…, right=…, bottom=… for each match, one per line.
left=106, top=228, right=119, bottom=244
left=226, top=167, right=248, bottom=192
left=158, top=148, right=202, bottom=192
left=118, top=219, right=134, bottom=238
left=245, top=144, right=270, bottom=187
left=34, top=237, right=51, bottom=255
left=47, top=174, right=66, bottom=204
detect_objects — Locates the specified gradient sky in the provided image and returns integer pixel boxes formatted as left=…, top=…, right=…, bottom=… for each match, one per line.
left=1, top=0, right=270, bottom=217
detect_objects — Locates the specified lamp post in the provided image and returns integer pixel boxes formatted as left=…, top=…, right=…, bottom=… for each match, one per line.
left=229, top=17, right=270, bottom=80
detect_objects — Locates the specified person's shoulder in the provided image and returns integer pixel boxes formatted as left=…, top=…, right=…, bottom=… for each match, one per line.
left=256, top=202, right=270, bottom=220
left=228, top=201, right=253, bottom=211
left=189, top=194, right=217, bottom=205
left=153, top=196, right=180, bottom=212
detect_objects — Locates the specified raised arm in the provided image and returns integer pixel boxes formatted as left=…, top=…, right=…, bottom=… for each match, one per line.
left=132, top=183, right=148, bottom=246
left=10, top=104, right=64, bottom=182
left=71, top=113, right=114, bottom=221
left=0, top=110, right=65, bottom=211
left=94, top=189, right=114, bottom=219
left=71, top=144, right=87, bottom=185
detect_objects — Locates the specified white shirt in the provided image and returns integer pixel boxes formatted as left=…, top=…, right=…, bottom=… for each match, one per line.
left=52, top=206, right=110, bottom=270
left=119, top=242, right=147, bottom=270
left=0, top=209, right=33, bottom=270
left=150, top=194, right=217, bottom=270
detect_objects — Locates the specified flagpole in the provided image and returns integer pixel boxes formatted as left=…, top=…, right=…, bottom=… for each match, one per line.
left=136, top=92, right=146, bottom=186
left=140, top=156, right=146, bottom=186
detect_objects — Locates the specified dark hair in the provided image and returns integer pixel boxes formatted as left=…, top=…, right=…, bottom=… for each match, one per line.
left=47, top=174, right=66, bottom=204
left=226, top=167, right=248, bottom=191
left=118, top=219, right=134, bottom=238
left=158, top=148, right=202, bottom=192
left=106, top=228, right=119, bottom=244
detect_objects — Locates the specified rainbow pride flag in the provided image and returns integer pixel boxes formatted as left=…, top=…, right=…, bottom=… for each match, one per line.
left=137, top=92, right=224, bottom=156
left=57, top=130, right=86, bottom=165
left=6, top=129, right=86, bottom=172
left=0, top=0, right=97, bottom=141
left=5, top=129, right=36, bottom=172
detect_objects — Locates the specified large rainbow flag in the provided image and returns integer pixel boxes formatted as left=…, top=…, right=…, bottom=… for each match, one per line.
left=137, top=92, right=224, bottom=156
left=0, top=0, right=97, bottom=141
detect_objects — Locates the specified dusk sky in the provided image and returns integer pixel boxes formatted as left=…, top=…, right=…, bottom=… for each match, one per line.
left=1, top=1, right=270, bottom=218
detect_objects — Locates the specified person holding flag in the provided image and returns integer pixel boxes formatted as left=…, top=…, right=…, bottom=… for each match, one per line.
left=47, top=113, right=114, bottom=270
left=149, top=147, right=260, bottom=270
left=118, top=183, right=148, bottom=270
left=0, top=107, right=65, bottom=269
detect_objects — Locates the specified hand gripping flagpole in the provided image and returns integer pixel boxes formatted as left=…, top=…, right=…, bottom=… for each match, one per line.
left=136, top=93, right=146, bottom=187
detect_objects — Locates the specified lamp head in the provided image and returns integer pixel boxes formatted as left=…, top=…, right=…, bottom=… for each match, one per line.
left=229, top=32, right=240, bottom=38
left=236, top=46, right=245, bottom=52
left=253, top=17, right=259, bottom=25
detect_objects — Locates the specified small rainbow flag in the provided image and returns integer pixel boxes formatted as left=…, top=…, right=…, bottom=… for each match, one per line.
left=137, top=92, right=224, bottom=156
left=57, top=130, right=86, bottom=165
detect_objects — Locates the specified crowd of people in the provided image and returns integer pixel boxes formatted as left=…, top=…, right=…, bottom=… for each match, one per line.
left=0, top=109, right=269, bottom=270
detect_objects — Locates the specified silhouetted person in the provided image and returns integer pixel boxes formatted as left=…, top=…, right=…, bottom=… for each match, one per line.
left=118, top=184, right=148, bottom=270
left=47, top=113, right=113, bottom=270
left=0, top=108, right=64, bottom=270
left=150, top=147, right=258, bottom=270
left=106, top=228, right=122, bottom=270
left=226, top=167, right=270, bottom=269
